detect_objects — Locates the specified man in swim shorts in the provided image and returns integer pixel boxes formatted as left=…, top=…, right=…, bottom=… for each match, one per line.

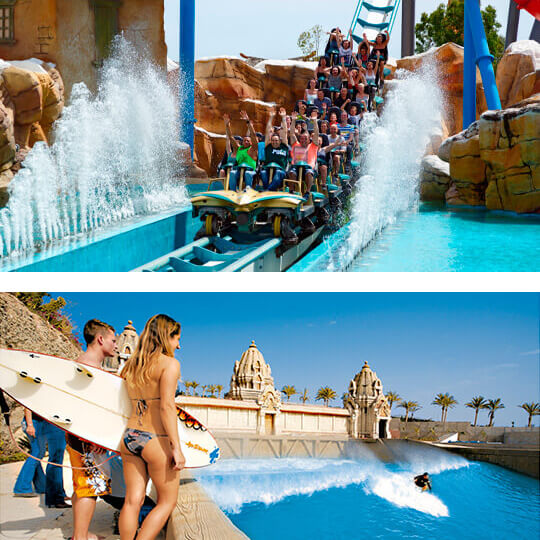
left=67, top=319, right=117, bottom=540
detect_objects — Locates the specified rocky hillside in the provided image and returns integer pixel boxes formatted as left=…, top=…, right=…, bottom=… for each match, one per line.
left=418, top=41, right=540, bottom=213
left=0, top=293, right=80, bottom=358
left=0, top=293, right=81, bottom=460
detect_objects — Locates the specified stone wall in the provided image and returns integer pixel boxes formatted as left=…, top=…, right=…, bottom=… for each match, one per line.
left=178, top=396, right=350, bottom=437
left=0, top=0, right=167, bottom=99
left=392, top=418, right=540, bottom=447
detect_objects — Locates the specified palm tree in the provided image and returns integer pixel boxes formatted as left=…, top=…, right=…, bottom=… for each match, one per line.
left=386, top=391, right=401, bottom=414
left=191, top=381, right=199, bottom=396
left=281, top=385, right=297, bottom=401
left=201, top=384, right=208, bottom=397
left=486, top=398, right=505, bottom=427
left=216, top=384, right=224, bottom=398
left=432, top=393, right=458, bottom=422
left=316, top=387, right=337, bottom=407
left=208, top=384, right=217, bottom=398
left=409, top=403, right=422, bottom=420
left=518, top=402, right=539, bottom=427
left=300, top=388, right=309, bottom=404
left=399, top=400, right=419, bottom=423
left=183, top=380, right=193, bottom=395
left=465, top=396, right=488, bottom=426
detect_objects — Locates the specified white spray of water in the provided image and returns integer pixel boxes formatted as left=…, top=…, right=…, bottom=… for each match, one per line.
left=0, top=36, right=188, bottom=259
left=196, top=453, right=469, bottom=517
left=327, top=65, right=443, bottom=270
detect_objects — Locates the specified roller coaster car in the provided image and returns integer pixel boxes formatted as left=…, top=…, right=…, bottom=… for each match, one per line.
left=191, top=162, right=336, bottom=246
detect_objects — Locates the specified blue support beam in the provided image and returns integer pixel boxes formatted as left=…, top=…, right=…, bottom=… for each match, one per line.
left=463, top=0, right=501, bottom=129
left=463, top=3, right=477, bottom=129
left=179, top=0, right=195, bottom=158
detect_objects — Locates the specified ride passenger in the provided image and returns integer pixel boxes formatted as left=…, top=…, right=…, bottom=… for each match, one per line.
left=327, top=123, right=345, bottom=179
left=338, top=110, right=359, bottom=159
left=325, top=28, right=343, bottom=66
left=289, top=110, right=320, bottom=195
left=364, top=57, right=380, bottom=110
left=339, top=34, right=354, bottom=68
left=304, top=79, right=318, bottom=105
left=326, top=66, right=344, bottom=101
left=347, top=103, right=363, bottom=128
left=261, top=108, right=290, bottom=191
left=119, top=314, right=185, bottom=540
left=355, top=39, right=370, bottom=69
left=366, top=31, right=389, bottom=84
left=314, top=89, right=332, bottom=115
left=334, top=87, right=351, bottom=111
left=224, top=111, right=259, bottom=191
left=317, top=135, right=345, bottom=187
left=314, top=56, right=329, bottom=89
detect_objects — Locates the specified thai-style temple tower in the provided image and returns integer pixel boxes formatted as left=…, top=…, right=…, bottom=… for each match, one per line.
left=344, top=361, right=391, bottom=439
left=103, top=320, right=138, bottom=372
left=226, top=340, right=282, bottom=434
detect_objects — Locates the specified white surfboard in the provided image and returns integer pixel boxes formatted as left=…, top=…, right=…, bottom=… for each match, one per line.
left=0, top=348, right=219, bottom=468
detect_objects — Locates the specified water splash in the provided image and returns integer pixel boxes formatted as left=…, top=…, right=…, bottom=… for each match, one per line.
left=0, top=36, right=188, bottom=259
left=326, top=63, right=443, bottom=270
left=196, top=453, right=469, bottom=516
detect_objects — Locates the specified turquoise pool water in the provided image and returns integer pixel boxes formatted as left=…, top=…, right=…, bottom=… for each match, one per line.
left=348, top=204, right=540, bottom=272
left=196, top=451, right=540, bottom=539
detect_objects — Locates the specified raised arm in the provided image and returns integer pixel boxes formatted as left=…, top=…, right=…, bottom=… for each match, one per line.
left=265, top=109, right=276, bottom=146
left=323, top=136, right=345, bottom=153
left=279, top=107, right=288, bottom=145
left=223, top=114, right=237, bottom=154
left=159, top=359, right=185, bottom=471
left=240, top=110, right=259, bottom=160
left=383, top=30, right=390, bottom=45
left=290, top=115, right=298, bottom=146
left=311, top=110, right=319, bottom=144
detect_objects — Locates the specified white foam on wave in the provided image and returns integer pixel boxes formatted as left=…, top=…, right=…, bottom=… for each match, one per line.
left=196, top=452, right=469, bottom=517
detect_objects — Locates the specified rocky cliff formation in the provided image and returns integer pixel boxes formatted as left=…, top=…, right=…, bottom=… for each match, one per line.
left=437, top=94, right=539, bottom=213
left=0, top=292, right=81, bottom=460
left=0, top=59, right=64, bottom=206
left=418, top=41, right=540, bottom=213
left=0, top=293, right=80, bottom=359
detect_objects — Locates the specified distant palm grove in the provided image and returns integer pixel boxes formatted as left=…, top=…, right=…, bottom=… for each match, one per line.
left=180, top=382, right=539, bottom=427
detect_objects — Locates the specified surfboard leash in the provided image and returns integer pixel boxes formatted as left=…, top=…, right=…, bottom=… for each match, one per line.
left=1, top=391, right=117, bottom=471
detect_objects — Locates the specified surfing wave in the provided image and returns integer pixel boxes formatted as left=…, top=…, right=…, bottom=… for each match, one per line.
left=195, top=455, right=469, bottom=516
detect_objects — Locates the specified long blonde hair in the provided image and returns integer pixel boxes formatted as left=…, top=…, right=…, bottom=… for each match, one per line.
left=122, top=314, right=181, bottom=388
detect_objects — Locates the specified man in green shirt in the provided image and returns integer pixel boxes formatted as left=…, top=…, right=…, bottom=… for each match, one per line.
left=224, top=111, right=259, bottom=191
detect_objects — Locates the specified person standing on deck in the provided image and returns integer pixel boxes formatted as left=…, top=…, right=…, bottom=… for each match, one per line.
left=67, top=319, right=117, bottom=540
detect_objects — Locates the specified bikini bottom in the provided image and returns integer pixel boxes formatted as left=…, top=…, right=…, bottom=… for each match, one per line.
left=123, top=428, right=167, bottom=458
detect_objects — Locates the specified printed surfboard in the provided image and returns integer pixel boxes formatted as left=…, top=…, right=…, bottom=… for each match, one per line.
left=0, top=348, right=219, bottom=468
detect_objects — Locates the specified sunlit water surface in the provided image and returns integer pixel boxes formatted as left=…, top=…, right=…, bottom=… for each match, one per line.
left=195, top=452, right=540, bottom=540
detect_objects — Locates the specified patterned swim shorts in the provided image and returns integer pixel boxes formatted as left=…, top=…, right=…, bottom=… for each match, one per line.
left=66, top=444, right=111, bottom=498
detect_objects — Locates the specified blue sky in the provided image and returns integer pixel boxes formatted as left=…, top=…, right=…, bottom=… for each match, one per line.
left=164, top=0, right=536, bottom=61
left=55, top=292, right=539, bottom=427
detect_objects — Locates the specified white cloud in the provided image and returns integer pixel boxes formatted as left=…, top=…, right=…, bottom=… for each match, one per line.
left=520, top=349, right=540, bottom=357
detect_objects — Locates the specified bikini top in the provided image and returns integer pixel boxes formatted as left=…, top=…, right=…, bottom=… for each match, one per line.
left=131, top=396, right=160, bottom=424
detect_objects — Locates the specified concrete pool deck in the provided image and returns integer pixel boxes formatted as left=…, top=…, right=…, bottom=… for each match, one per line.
left=0, top=461, right=246, bottom=540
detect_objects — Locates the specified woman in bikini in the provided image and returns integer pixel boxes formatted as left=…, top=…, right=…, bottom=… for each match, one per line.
left=119, top=314, right=185, bottom=540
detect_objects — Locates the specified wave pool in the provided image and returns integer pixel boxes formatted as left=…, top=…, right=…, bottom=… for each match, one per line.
left=195, top=450, right=540, bottom=539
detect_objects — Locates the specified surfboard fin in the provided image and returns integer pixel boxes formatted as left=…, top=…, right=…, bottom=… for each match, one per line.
left=75, top=364, right=94, bottom=378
